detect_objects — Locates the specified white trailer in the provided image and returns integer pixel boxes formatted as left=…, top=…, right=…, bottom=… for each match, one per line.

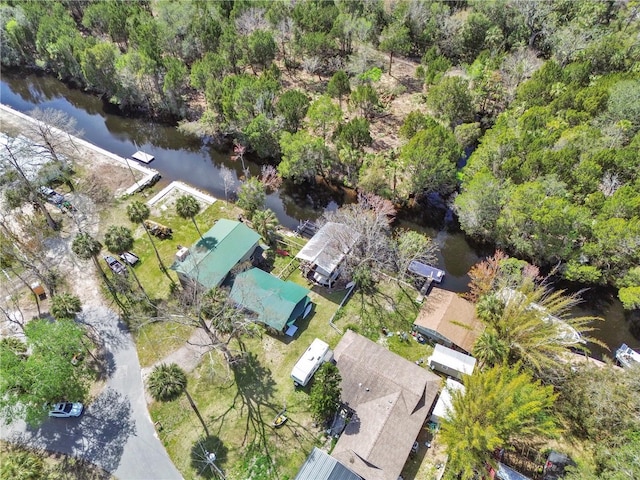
left=291, top=338, right=333, bottom=387
left=427, top=344, right=476, bottom=381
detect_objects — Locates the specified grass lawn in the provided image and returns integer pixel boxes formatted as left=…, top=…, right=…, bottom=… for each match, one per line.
left=120, top=197, right=242, bottom=367
left=118, top=196, right=435, bottom=479
left=146, top=257, right=435, bottom=479
left=148, top=271, right=345, bottom=479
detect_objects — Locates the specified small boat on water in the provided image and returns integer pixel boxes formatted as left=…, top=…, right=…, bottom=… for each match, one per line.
left=272, top=408, right=288, bottom=428
left=615, top=343, right=640, bottom=368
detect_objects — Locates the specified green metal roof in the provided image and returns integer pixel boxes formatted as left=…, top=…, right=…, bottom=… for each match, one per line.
left=230, top=268, right=311, bottom=331
left=171, top=219, right=261, bottom=289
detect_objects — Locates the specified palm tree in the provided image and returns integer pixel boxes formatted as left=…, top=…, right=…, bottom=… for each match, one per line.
left=148, top=363, right=209, bottom=436
left=473, top=330, right=508, bottom=369
left=50, top=292, right=82, bottom=320
left=440, top=364, right=559, bottom=480
left=71, top=232, right=104, bottom=278
left=126, top=201, right=170, bottom=278
left=0, top=449, right=46, bottom=480
left=479, top=278, right=604, bottom=375
left=104, top=225, right=148, bottom=298
left=72, top=232, right=127, bottom=312
left=251, top=208, right=278, bottom=246
left=176, top=195, right=202, bottom=239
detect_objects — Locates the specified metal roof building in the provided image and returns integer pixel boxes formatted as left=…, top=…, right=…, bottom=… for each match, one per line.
left=295, top=447, right=362, bottom=480
left=295, top=222, right=359, bottom=283
left=230, top=267, right=311, bottom=333
left=171, top=219, right=260, bottom=290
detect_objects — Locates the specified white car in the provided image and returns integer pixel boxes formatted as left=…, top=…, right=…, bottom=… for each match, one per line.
left=48, top=402, right=84, bottom=418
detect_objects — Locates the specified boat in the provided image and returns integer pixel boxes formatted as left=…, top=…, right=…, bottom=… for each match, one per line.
left=272, top=408, right=288, bottom=428
left=615, top=343, right=640, bottom=368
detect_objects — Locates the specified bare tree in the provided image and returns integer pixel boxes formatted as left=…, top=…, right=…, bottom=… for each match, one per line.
left=1, top=137, right=57, bottom=229
left=321, top=195, right=396, bottom=282
left=219, top=165, right=236, bottom=206
left=302, top=56, right=323, bottom=82
left=27, top=107, right=83, bottom=169
left=146, top=286, right=258, bottom=368
left=0, top=212, right=61, bottom=297
left=500, top=47, right=543, bottom=99
left=235, top=7, right=269, bottom=36
left=259, top=165, right=282, bottom=193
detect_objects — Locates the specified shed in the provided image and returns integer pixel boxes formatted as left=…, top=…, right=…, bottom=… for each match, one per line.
left=295, top=222, right=359, bottom=285
left=230, top=268, right=311, bottom=333
left=427, top=344, right=476, bottom=380
left=413, top=289, right=484, bottom=353
left=430, top=378, right=464, bottom=424
left=295, top=447, right=362, bottom=480
left=170, top=219, right=260, bottom=290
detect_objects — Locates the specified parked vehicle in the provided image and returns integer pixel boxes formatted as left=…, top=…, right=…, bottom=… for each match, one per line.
left=120, top=251, right=139, bottom=266
left=104, top=255, right=127, bottom=275
left=48, top=402, right=84, bottom=418
left=39, top=185, right=65, bottom=205
left=291, top=338, right=333, bottom=387
left=143, top=220, right=173, bottom=239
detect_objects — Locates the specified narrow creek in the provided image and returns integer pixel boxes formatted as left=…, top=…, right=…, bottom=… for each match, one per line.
left=1, top=71, right=635, bottom=359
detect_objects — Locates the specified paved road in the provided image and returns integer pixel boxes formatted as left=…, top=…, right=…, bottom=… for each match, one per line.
left=0, top=306, right=183, bottom=480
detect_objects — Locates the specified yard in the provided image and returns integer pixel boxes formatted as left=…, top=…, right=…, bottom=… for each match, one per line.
left=97, top=188, right=442, bottom=479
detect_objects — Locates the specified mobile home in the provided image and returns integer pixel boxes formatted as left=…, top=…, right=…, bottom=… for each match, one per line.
left=427, top=344, right=476, bottom=380
left=291, top=338, right=333, bottom=387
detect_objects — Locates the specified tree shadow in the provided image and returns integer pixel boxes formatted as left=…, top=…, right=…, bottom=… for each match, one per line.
left=231, top=352, right=278, bottom=445
left=19, top=388, right=136, bottom=474
left=190, top=435, right=228, bottom=479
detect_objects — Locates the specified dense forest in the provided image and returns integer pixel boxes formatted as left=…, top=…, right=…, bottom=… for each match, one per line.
left=1, top=0, right=639, bottom=307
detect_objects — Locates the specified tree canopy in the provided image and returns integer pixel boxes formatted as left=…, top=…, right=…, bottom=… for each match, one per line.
left=0, top=319, right=92, bottom=425
left=440, top=364, right=559, bottom=480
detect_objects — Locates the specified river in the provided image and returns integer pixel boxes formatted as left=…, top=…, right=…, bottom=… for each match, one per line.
left=0, top=71, right=635, bottom=359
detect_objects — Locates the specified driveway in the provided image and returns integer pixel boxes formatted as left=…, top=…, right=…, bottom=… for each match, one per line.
left=0, top=306, right=183, bottom=480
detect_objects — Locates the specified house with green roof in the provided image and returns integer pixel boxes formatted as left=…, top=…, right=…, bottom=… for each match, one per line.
left=171, top=219, right=261, bottom=290
left=230, top=267, right=312, bottom=335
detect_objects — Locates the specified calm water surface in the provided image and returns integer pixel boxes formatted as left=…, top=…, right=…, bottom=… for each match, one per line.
left=1, top=72, right=635, bottom=358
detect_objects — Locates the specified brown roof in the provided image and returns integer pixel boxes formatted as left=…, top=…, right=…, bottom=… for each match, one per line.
left=331, top=331, right=441, bottom=480
left=413, top=289, right=484, bottom=352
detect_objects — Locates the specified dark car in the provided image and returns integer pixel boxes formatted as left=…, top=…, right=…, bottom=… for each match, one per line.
left=39, top=185, right=65, bottom=205
left=104, top=255, right=127, bottom=275
left=120, top=251, right=139, bottom=266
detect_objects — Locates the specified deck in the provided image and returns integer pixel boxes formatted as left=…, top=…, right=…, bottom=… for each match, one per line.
left=131, top=151, right=154, bottom=163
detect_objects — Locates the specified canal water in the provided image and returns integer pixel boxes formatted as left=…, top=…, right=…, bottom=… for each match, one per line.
left=1, top=71, right=635, bottom=359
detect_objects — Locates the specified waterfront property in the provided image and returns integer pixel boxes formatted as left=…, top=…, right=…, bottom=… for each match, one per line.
left=427, top=344, right=476, bottom=381
left=171, top=219, right=261, bottom=290
left=295, top=222, right=359, bottom=287
left=230, top=267, right=312, bottom=335
left=330, top=330, right=441, bottom=480
left=413, top=288, right=484, bottom=354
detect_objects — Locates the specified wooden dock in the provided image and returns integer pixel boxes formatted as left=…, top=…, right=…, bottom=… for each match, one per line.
left=131, top=151, right=154, bottom=163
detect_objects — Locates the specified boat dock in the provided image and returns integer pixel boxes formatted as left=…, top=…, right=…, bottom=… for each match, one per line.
left=408, top=260, right=446, bottom=284
left=131, top=151, right=154, bottom=163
